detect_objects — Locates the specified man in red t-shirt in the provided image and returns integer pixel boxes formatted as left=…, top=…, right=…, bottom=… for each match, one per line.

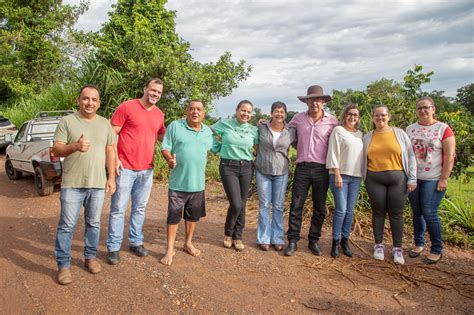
left=106, top=78, right=166, bottom=265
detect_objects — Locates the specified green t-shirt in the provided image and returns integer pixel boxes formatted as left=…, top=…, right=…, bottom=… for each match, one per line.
left=211, top=118, right=258, bottom=161
left=54, top=113, right=116, bottom=188
left=161, top=119, right=214, bottom=192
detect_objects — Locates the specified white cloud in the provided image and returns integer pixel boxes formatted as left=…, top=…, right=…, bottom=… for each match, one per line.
left=63, top=0, right=114, bottom=31
left=65, top=0, right=474, bottom=116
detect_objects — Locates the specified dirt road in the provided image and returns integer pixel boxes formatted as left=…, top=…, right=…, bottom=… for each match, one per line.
left=0, top=154, right=473, bottom=313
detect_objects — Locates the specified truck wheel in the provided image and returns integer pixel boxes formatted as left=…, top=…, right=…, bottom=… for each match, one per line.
left=5, top=158, right=22, bottom=180
left=35, top=166, right=54, bottom=196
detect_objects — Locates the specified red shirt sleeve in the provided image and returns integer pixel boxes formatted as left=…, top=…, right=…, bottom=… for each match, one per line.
left=158, top=124, right=166, bottom=135
left=111, top=102, right=128, bottom=127
left=442, top=126, right=454, bottom=141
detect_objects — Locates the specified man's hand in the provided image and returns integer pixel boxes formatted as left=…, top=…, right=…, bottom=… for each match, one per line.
left=75, top=134, right=90, bottom=152
left=115, top=159, right=123, bottom=176
left=167, top=154, right=177, bottom=169
left=106, top=178, right=116, bottom=195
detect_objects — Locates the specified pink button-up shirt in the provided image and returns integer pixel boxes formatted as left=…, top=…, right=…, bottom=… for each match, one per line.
left=289, top=111, right=338, bottom=164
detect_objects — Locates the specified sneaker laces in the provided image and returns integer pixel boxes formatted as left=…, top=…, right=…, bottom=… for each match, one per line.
left=393, top=248, right=403, bottom=256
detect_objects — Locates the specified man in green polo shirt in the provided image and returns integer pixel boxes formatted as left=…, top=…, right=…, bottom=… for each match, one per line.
left=160, top=100, right=216, bottom=265
left=53, top=84, right=116, bottom=285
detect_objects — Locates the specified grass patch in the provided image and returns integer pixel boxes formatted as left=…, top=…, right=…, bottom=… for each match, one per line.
left=439, top=197, right=473, bottom=247
left=154, top=144, right=473, bottom=248
left=447, top=168, right=474, bottom=205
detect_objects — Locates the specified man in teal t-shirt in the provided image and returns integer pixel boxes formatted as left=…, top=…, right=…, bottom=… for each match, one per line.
left=160, top=100, right=216, bottom=265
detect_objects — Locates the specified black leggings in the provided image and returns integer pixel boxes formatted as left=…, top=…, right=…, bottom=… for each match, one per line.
left=365, top=170, right=407, bottom=248
left=220, top=159, right=254, bottom=240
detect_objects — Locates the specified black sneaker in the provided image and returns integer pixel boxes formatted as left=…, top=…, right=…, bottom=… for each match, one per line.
left=129, top=245, right=148, bottom=257
left=107, top=251, right=121, bottom=265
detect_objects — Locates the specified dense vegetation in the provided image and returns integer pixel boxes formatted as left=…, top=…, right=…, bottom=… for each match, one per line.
left=0, top=1, right=472, bottom=247
left=0, top=0, right=250, bottom=125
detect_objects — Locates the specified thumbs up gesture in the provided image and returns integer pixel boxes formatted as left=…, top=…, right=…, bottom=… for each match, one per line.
left=75, top=133, right=90, bottom=152
left=167, top=153, right=177, bottom=169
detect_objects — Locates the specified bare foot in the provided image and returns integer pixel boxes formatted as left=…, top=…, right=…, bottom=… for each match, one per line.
left=184, top=243, right=201, bottom=257
left=160, top=250, right=175, bottom=266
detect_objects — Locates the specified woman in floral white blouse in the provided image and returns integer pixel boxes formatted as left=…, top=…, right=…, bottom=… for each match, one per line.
left=406, top=97, right=456, bottom=264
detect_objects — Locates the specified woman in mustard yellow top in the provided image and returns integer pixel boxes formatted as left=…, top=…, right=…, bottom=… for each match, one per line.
left=361, top=105, right=417, bottom=265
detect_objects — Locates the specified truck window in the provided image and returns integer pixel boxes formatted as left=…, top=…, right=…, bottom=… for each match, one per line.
left=29, top=122, right=58, bottom=140
left=14, top=123, right=28, bottom=142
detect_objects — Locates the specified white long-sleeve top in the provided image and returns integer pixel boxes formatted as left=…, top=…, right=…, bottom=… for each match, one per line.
left=326, top=126, right=363, bottom=177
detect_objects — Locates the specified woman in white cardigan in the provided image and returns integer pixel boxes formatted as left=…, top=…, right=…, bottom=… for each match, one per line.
left=326, top=104, right=363, bottom=258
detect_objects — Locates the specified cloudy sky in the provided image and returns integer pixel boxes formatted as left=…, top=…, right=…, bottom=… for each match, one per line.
left=64, top=0, right=474, bottom=117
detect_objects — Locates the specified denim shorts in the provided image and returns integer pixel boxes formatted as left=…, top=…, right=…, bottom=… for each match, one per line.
left=167, top=189, right=206, bottom=224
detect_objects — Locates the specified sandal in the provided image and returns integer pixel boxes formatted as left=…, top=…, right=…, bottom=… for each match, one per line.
left=424, top=254, right=442, bottom=265
left=409, top=246, right=425, bottom=258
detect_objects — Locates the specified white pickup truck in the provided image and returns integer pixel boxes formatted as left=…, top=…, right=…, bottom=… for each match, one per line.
left=5, top=111, right=74, bottom=196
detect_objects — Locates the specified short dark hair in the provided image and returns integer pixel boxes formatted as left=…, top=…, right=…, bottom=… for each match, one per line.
left=186, top=99, right=204, bottom=109
left=236, top=100, right=253, bottom=111
left=79, top=84, right=100, bottom=98
left=271, top=101, right=287, bottom=114
left=144, top=77, right=163, bottom=88
left=340, top=104, right=360, bottom=128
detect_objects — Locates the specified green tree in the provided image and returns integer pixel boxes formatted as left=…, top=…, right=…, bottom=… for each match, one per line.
left=285, top=111, right=298, bottom=123
left=437, top=110, right=473, bottom=180
left=93, top=0, right=251, bottom=121
left=403, top=64, right=434, bottom=102
left=331, top=66, right=438, bottom=131
left=249, top=107, right=270, bottom=125
left=367, top=78, right=404, bottom=106
left=0, top=0, right=87, bottom=103
left=456, top=83, right=474, bottom=115
left=427, top=90, right=457, bottom=113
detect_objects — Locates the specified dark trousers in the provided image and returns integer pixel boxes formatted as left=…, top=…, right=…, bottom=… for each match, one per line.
left=365, top=170, right=407, bottom=248
left=220, top=159, right=254, bottom=240
left=287, top=162, right=329, bottom=243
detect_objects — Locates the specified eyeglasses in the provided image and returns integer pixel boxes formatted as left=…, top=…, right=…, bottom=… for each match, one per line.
left=417, top=106, right=432, bottom=111
left=374, top=114, right=388, bottom=118
left=347, top=113, right=359, bottom=117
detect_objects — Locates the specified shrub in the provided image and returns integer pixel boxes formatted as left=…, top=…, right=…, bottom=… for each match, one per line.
left=439, top=197, right=473, bottom=247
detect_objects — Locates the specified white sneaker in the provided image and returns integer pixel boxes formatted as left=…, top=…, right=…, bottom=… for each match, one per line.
left=393, top=247, right=405, bottom=265
left=373, top=244, right=384, bottom=260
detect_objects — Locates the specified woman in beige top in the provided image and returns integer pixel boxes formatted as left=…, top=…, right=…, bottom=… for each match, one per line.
left=326, top=104, right=363, bottom=258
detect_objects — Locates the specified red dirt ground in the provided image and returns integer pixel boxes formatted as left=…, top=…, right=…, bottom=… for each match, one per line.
left=0, top=155, right=473, bottom=313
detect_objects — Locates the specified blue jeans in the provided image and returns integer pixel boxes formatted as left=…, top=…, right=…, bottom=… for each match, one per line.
left=256, top=170, right=289, bottom=245
left=329, top=174, right=361, bottom=240
left=55, top=188, right=105, bottom=269
left=408, top=179, right=445, bottom=255
left=106, top=168, right=154, bottom=252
